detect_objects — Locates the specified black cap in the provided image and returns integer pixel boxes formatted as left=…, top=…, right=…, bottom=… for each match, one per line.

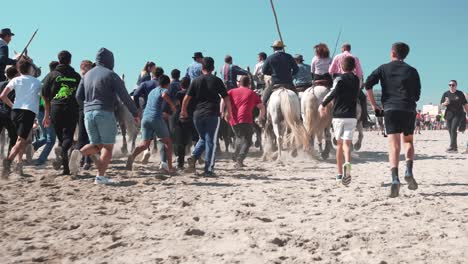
left=192, top=52, right=204, bottom=59
left=0, top=28, right=14, bottom=36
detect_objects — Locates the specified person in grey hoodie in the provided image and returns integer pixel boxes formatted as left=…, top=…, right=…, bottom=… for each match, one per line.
left=76, top=48, right=139, bottom=184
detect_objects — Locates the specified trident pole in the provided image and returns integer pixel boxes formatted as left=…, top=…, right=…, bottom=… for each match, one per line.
left=331, top=28, right=342, bottom=58
left=17, top=29, right=39, bottom=60
left=269, top=0, right=285, bottom=50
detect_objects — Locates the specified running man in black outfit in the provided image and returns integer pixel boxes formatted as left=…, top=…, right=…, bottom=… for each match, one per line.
left=319, top=57, right=360, bottom=186
left=366, top=42, right=421, bottom=198
left=440, top=80, right=468, bottom=152
left=42, top=51, right=81, bottom=175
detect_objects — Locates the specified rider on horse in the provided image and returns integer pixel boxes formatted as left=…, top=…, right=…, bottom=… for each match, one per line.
left=261, top=40, right=298, bottom=106
left=292, top=54, right=313, bottom=92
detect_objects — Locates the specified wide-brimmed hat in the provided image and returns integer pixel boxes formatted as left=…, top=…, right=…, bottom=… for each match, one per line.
left=0, top=28, right=14, bottom=36
left=293, top=54, right=304, bottom=61
left=192, top=52, right=204, bottom=59
left=271, top=40, right=286, bottom=48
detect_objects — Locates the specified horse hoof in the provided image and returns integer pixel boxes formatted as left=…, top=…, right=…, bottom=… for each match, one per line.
left=354, top=143, right=361, bottom=151
left=321, top=152, right=329, bottom=160
left=332, top=137, right=337, bottom=146
left=291, top=149, right=298, bottom=157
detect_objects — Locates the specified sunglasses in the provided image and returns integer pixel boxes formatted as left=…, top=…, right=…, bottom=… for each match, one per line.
left=449, top=84, right=456, bottom=87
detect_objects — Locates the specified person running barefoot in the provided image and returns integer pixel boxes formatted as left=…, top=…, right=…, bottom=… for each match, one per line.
left=126, top=75, right=176, bottom=173
left=366, top=42, right=421, bottom=198
left=319, top=56, right=360, bottom=186
left=0, top=60, right=42, bottom=177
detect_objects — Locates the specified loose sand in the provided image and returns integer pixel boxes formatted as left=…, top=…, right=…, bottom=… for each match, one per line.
left=0, top=130, right=467, bottom=264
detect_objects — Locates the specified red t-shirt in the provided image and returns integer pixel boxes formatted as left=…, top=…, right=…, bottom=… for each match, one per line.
left=228, top=86, right=261, bottom=126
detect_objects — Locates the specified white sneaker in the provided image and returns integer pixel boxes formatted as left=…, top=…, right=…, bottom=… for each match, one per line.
left=159, top=161, right=169, bottom=171
left=94, top=176, right=113, bottom=185
left=69, top=150, right=81, bottom=176
left=142, top=150, right=151, bottom=164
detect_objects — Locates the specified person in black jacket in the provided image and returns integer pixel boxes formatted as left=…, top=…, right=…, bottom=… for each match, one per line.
left=42, top=50, right=81, bottom=175
left=366, top=42, right=421, bottom=198
left=261, top=40, right=299, bottom=105
left=0, top=28, right=16, bottom=82
left=0, top=67, right=19, bottom=155
left=319, top=57, right=360, bottom=186
left=440, top=80, right=468, bottom=152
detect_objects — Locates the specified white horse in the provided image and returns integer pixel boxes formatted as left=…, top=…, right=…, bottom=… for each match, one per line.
left=114, top=99, right=138, bottom=155
left=262, top=79, right=309, bottom=160
left=301, top=85, right=333, bottom=159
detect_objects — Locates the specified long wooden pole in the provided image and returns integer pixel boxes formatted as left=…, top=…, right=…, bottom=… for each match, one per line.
left=17, top=29, right=39, bottom=60
left=269, top=0, right=285, bottom=50
left=331, top=28, right=342, bottom=58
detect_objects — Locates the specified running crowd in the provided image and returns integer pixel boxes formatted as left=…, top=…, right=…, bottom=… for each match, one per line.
left=1, top=28, right=467, bottom=197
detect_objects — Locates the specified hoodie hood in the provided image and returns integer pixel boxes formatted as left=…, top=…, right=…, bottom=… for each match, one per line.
left=95, top=48, right=114, bottom=70
left=54, top=64, right=77, bottom=75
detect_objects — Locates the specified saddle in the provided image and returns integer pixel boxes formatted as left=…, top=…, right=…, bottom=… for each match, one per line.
left=312, top=79, right=331, bottom=88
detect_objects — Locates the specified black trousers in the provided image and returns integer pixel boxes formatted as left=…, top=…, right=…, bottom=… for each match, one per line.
left=51, top=105, right=78, bottom=171
left=232, top=123, right=254, bottom=162
left=175, top=119, right=197, bottom=167
left=0, top=113, right=17, bottom=156
left=446, top=113, right=464, bottom=149
left=76, top=109, right=92, bottom=165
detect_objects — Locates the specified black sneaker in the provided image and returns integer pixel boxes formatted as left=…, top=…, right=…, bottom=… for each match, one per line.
left=404, top=170, right=418, bottom=191
left=389, top=180, right=401, bottom=198
left=185, top=157, right=196, bottom=173
left=204, top=171, right=218, bottom=178
left=2, top=159, right=12, bottom=179
left=446, top=147, right=458, bottom=153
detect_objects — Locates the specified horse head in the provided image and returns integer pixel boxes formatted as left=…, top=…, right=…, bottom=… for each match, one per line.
left=14, top=50, right=42, bottom=78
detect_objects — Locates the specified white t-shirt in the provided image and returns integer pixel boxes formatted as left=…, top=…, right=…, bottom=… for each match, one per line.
left=7, top=75, right=42, bottom=115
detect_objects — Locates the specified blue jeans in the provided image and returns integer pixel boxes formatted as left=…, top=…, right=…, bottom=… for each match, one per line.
left=33, top=110, right=56, bottom=163
left=192, top=116, right=220, bottom=173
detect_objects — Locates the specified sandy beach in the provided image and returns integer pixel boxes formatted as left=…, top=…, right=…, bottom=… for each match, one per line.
left=0, top=130, right=467, bottom=264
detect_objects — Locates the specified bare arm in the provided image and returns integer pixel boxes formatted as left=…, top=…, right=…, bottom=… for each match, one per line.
left=0, top=87, right=13, bottom=108
left=256, top=103, right=266, bottom=119
left=222, top=96, right=232, bottom=122
left=43, top=97, right=52, bottom=127
left=180, top=95, right=192, bottom=118
left=162, top=92, right=176, bottom=113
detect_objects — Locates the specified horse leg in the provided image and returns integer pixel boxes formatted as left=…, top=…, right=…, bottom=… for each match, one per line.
left=354, top=122, right=364, bottom=151
left=121, top=126, right=128, bottom=155
left=322, top=127, right=332, bottom=160
left=272, top=122, right=282, bottom=161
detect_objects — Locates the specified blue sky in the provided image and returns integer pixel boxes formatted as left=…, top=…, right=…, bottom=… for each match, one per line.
left=2, top=0, right=467, bottom=105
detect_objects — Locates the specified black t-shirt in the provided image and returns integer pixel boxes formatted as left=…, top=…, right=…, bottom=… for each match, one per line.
left=441, top=90, right=467, bottom=119
left=0, top=81, right=15, bottom=116
left=187, top=74, right=228, bottom=119
left=365, top=61, right=421, bottom=112
left=176, top=89, right=197, bottom=122
left=322, top=73, right=360, bottom=118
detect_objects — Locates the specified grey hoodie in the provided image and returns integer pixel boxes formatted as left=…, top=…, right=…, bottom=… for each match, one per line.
left=76, top=48, right=138, bottom=116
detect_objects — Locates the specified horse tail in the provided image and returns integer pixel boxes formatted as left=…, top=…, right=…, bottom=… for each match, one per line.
left=279, top=89, right=310, bottom=150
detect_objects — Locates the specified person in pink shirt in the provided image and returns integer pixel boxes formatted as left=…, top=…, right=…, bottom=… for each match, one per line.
left=329, top=43, right=373, bottom=128
left=224, top=76, right=265, bottom=168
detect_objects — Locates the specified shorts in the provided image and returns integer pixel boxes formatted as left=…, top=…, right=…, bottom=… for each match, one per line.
left=332, top=118, right=357, bottom=141
left=11, top=109, right=36, bottom=139
left=84, top=110, right=117, bottom=145
left=384, top=110, right=416, bottom=136
left=141, top=117, right=169, bottom=141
